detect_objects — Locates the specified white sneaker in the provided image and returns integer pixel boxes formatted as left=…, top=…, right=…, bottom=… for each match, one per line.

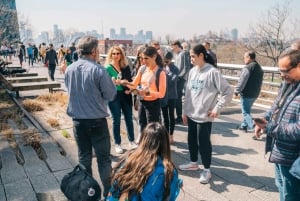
left=135, top=133, right=141, bottom=144
left=129, top=141, right=138, bottom=149
left=115, top=144, right=124, bottom=154
left=179, top=162, right=199, bottom=171
left=199, top=169, right=212, bottom=184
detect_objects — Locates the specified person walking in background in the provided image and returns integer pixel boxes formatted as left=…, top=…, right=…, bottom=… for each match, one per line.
left=27, top=44, right=34, bottom=66
left=39, top=42, right=47, bottom=63
left=69, top=42, right=76, bottom=60
left=171, top=40, right=191, bottom=124
left=58, top=44, right=66, bottom=65
left=16, top=43, right=24, bottom=67
left=202, top=41, right=217, bottom=67
left=253, top=49, right=300, bottom=200
left=107, top=122, right=182, bottom=201
left=64, top=36, right=116, bottom=199
left=179, top=44, right=233, bottom=184
left=44, top=44, right=58, bottom=81
left=161, top=51, right=179, bottom=144
left=235, top=51, right=264, bottom=132
left=32, top=44, right=39, bottom=63
left=105, top=46, right=137, bottom=154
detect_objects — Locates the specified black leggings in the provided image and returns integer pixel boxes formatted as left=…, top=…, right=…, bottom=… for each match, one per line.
left=187, top=119, right=212, bottom=169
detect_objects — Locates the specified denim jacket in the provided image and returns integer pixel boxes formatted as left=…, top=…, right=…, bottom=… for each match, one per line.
left=107, top=159, right=182, bottom=201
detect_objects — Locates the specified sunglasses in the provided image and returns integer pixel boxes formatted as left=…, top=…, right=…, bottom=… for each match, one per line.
left=112, top=52, right=121, bottom=55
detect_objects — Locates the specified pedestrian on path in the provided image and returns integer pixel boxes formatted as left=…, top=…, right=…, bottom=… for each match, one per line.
left=44, top=43, right=58, bottom=81
left=64, top=36, right=117, bottom=199
left=179, top=44, right=233, bottom=184
left=235, top=51, right=264, bottom=132
left=254, top=49, right=300, bottom=200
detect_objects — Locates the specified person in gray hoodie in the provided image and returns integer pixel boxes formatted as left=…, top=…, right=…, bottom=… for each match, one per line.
left=179, top=44, right=233, bottom=184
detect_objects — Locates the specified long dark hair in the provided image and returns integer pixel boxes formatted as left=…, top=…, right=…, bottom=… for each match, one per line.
left=192, top=44, right=215, bottom=66
left=143, top=46, right=164, bottom=67
left=111, top=122, right=175, bottom=199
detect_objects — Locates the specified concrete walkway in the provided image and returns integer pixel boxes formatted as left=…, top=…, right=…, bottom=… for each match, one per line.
left=0, top=59, right=279, bottom=201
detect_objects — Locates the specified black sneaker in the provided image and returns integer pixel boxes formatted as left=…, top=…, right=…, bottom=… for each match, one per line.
left=236, top=125, right=247, bottom=132
left=176, top=117, right=183, bottom=124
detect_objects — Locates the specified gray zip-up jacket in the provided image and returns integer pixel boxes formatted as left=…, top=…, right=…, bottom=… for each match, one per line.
left=183, top=63, right=233, bottom=123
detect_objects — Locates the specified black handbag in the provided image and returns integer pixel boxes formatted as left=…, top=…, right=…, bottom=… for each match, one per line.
left=60, top=164, right=101, bottom=201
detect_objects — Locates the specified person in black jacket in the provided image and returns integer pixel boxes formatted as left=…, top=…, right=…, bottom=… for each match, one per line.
left=45, top=43, right=58, bottom=81
left=235, top=51, right=264, bottom=132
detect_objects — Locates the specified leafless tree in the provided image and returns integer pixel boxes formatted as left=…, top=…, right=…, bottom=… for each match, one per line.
left=246, top=0, right=293, bottom=66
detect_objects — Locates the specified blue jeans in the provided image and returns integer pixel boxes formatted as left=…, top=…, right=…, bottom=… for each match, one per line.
left=73, top=118, right=112, bottom=197
left=240, top=96, right=256, bottom=129
left=275, top=163, right=300, bottom=201
left=108, top=92, right=134, bottom=144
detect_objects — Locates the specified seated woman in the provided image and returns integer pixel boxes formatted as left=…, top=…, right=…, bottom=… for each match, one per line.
left=107, top=122, right=183, bottom=201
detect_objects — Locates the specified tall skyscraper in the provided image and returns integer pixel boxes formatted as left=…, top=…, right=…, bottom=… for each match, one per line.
left=0, top=0, right=20, bottom=42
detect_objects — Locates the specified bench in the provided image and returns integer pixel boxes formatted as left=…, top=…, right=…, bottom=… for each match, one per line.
left=7, top=81, right=61, bottom=97
left=6, top=66, right=22, bottom=69
left=6, top=76, right=48, bottom=83
left=15, top=73, right=38, bottom=77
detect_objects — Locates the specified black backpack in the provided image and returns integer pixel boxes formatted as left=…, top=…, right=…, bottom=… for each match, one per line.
left=60, top=164, right=101, bottom=201
left=139, top=66, right=168, bottom=107
left=155, top=67, right=168, bottom=107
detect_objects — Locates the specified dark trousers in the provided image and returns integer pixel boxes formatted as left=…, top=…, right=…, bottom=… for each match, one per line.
left=161, top=99, right=176, bottom=135
left=176, top=77, right=186, bottom=119
left=73, top=118, right=112, bottom=197
left=48, top=64, right=56, bottom=81
left=108, top=92, right=135, bottom=144
left=139, top=99, right=161, bottom=133
left=187, top=118, right=212, bottom=169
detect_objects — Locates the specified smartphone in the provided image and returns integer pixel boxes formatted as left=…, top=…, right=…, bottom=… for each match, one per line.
left=252, top=118, right=265, bottom=124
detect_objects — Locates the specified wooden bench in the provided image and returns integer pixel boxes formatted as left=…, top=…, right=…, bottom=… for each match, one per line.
left=6, top=76, right=48, bottom=83
left=15, top=72, right=38, bottom=77
left=7, top=81, right=61, bottom=97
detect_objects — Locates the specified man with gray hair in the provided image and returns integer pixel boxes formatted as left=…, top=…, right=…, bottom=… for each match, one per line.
left=64, top=36, right=116, bottom=199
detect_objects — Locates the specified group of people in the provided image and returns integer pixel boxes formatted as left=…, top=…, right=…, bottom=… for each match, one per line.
left=64, top=35, right=300, bottom=200
left=63, top=35, right=232, bottom=200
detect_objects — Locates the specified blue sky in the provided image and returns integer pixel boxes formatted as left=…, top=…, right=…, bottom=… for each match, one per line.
left=16, top=0, right=300, bottom=39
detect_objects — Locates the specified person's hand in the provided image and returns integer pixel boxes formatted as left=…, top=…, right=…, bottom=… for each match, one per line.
left=124, top=90, right=131, bottom=95
left=208, top=110, right=218, bottom=118
left=119, top=79, right=128, bottom=86
left=253, top=118, right=267, bottom=129
left=253, top=125, right=262, bottom=139
left=182, top=115, right=188, bottom=125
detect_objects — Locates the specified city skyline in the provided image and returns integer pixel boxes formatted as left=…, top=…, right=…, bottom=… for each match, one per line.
left=16, top=0, right=300, bottom=40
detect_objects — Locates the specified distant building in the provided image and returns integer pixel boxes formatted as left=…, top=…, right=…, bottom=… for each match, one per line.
left=231, top=28, right=238, bottom=41
left=98, top=39, right=133, bottom=54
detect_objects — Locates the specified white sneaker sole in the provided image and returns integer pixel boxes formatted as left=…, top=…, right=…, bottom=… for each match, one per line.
left=179, top=166, right=199, bottom=171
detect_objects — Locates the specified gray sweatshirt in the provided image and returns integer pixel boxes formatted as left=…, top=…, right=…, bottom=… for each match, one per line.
left=183, top=63, right=233, bottom=123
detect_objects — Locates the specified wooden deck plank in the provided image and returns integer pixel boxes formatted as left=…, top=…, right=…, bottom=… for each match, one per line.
left=10, top=81, right=61, bottom=91
left=6, top=76, right=48, bottom=83
left=15, top=73, right=38, bottom=77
